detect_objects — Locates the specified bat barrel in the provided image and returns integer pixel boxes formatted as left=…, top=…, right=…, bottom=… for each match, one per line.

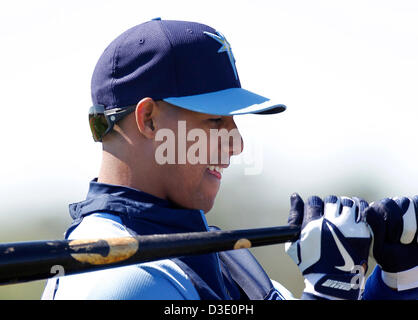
left=0, top=225, right=300, bottom=285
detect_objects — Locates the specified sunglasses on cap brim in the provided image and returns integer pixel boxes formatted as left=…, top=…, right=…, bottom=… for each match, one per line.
left=88, top=105, right=136, bottom=142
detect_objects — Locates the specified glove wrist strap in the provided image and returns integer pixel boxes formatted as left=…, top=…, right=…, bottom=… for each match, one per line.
left=381, top=266, right=418, bottom=291
left=304, top=273, right=362, bottom=300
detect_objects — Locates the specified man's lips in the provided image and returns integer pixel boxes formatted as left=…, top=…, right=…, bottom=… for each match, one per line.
left=206, top=165, right=227, bottom=180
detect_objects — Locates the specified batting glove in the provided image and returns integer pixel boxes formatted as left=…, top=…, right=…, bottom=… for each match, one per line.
left=364, top=196, right=418, bottom=291
left=285, top=193, right=372, bottom=300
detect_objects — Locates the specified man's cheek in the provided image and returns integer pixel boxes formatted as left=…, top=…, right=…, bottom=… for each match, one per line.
left=207, top=138, right=222, bottom=165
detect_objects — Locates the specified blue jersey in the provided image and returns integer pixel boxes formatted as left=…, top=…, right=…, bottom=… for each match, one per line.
left=42, top=212, right=293, bottom=300
left=42, top=179, right=417, bottom=300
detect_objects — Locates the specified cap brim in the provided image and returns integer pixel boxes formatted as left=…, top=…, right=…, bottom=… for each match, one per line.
left=162, top=88, right=286, bottom=116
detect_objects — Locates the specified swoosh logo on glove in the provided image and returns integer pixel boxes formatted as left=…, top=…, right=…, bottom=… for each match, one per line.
left=325, top=221, right=355, bottom=272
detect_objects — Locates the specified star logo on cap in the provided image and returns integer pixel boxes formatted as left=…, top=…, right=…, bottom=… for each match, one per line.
left=203, top=31, right=238, bottom=80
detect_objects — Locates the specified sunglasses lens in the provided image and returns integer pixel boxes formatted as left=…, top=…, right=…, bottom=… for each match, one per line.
left=89, top=113, right=108, bottom=142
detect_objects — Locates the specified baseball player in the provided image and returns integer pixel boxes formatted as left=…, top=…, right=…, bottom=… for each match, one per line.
left=41, top=18, right=417, bottom=300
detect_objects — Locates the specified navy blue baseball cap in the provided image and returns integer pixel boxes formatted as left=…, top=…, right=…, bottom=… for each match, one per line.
left=91, top=18, right=286, bottom=116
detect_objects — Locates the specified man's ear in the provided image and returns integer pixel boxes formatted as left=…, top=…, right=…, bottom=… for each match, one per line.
left=135, top=97, right=157, bottom=139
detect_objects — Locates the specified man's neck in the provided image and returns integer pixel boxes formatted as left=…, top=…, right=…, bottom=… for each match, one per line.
left=97, top=151, right=132, bottom=186
left=98, top=151, right=167, bottom=201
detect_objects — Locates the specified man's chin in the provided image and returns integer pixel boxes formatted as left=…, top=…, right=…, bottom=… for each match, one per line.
left=169, top=195, right=216, bottom=214
left=189, top=198, right=216, bottom=214
left=200, top=203, right=214, bottom=215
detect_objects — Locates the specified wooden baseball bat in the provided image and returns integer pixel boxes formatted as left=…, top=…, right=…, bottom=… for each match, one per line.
left=0, top=225, right=300, bottom=285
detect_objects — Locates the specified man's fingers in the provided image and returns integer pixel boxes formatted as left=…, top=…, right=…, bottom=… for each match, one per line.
left=413, top=196, right=418, bottom=244
left=352, top=197, right=369, bottom=223
left=288, top=193, right=304, bottom=227
left=364, top=205, right=385, bottom=252
left=324, top=195, right=340, bottom=221
left=339, top=197, right=358, bottom=224
left=324, top=196, right=370, bottom=239
left=286, top=192, right=304, bottom=266
left=366, top=198, right=403, bottom=244
left=393, top=197, right=417, bottom=244
left=302, top=196, right=323, bottom=229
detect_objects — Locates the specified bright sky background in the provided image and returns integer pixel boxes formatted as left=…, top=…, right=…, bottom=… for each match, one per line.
left=1, top=0, right=418, bottom=227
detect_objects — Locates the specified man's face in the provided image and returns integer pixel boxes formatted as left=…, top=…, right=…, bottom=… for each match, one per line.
left=151, top=101, right=243, bottom=213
